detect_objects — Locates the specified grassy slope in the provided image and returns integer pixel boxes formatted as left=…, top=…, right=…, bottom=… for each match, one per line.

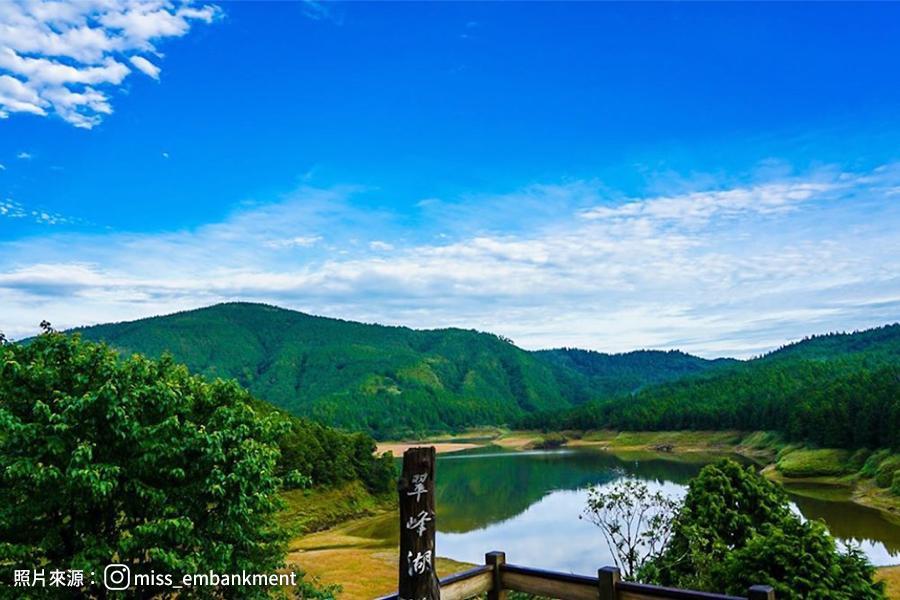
left=71, top=302, right=726, bottom=437
left=879, top=566, right=900, bottom=600
left=279, top=481, right=392, bottom=536
left=281, top=489, right=470, bottom=599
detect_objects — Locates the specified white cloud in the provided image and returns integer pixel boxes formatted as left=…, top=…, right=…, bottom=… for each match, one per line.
left=369, top=241, right=394, bottom=251
left=265, top=235, right=323, bottom=249
left=0, top=73, right=46, bottom=117
left=16, top=151, right=31, bottom=159
left=0, top=198, right=69, bottom=224
left=129, top=55, right=160, bottom=80
left=580, top=181, right=838, bottom=225
left=0, top=0, right=220, bottom=128
left=1, top=167, right=899, bottom=355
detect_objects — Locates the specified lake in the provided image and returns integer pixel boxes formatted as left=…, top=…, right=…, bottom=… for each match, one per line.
left=425, top=446, right=900, bottom=574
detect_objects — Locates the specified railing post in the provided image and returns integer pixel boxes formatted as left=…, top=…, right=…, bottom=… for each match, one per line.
left=598, top=566, right=620, bottom=600
left=485, top=551, right=507, bottom=600
left=748, top=585, right=775, bottom=600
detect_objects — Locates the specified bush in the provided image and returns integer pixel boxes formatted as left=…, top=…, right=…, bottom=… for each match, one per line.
left=648, top=460, right=886, bottom=599
left=849, top=448, right=872, bottom=471
left=860, top=449, right=892, bottom=478
left=776, top=449, right=851, bottom=478
left=875, top=456, right=900, bottom=488
left=532, top=432, right=568, bottom=449
left=891, top=471, right=900, bottom=497
left=0, top=333, right=287, bottom=598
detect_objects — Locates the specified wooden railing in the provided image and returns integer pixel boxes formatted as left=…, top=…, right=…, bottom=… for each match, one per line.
left=375, top=551, right=776, bottom=600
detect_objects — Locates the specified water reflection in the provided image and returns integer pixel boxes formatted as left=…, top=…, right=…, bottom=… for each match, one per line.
left=429, top=447, right=900, bottom=574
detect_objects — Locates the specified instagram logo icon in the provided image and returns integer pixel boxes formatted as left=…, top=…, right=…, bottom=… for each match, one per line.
left=103, top=564, right=131, bottom=591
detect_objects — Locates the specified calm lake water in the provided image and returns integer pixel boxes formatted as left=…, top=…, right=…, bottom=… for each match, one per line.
left=425, top=446, right=900, bottom=574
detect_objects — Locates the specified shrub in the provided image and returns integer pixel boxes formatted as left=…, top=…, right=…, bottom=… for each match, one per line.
left=860, top=449, right=892, bottom=478
left=849, top=448, right=872, bottom=471
left=532, top=432, right=568, bottom=449
left=0, top=333, right=287, bottom=598
left=891, top=471, right=900, bottom=497
left=776, top=449, right=851, bottom=478
left=874, top=455, right=900, bottom=488
left=648, top=460, right=886, bottom=600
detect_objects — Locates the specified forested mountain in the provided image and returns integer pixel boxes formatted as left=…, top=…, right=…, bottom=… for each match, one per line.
left=72, top=303, right=573, bottom=437
left=68, top=303, right=900, bottom=445
left=534, top=348, right=736, bottom=402
left=761, top=325, right=900, bottom=362
left=69, top=302, right=721, bottom=437
left=521, top=325, right=900, bottom=450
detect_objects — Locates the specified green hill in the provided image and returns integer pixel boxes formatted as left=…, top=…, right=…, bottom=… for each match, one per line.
left=72, top=303, right=569, bottom=437
left=521, top=324, right=900, bottom=451
left=68, top=302, right=724, bottom=437
left=534, top=348, right=737, bottom=402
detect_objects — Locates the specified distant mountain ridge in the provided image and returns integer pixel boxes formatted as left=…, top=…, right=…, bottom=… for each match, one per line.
left=534, top=348, right=738, bottom=402
left=519, top=323, right=900, bottom=452
left=68, top=303, right=900, bottom=439
left=69, top=302, right=727, bottom=437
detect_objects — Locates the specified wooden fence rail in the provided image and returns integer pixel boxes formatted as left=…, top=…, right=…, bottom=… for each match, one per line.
left=374, top=551, right=775, bottom=600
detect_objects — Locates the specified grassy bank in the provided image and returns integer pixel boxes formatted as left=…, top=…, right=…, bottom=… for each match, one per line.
left=285, top=511, right=472, bottom=599
left=879, top=566, right=900, bottom=599
left=591, top=430, right=900, bottom=524
left=279, top=480, right=393, bottom=536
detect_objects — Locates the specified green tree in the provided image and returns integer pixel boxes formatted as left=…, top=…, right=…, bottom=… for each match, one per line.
left=645, top=460, right=885, bottom=599
left=0, top=332, right=288, bottom=598
left=582, top=480, right=678, bottom=580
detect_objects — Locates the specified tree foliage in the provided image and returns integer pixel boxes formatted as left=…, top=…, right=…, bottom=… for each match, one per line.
left=582, top=480, right=677, bottom=580
left=0, top=332, right=370, bottom=598
left=644, top=460, right=886, bottom=599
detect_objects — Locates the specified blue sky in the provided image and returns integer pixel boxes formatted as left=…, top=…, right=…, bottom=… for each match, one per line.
left=1, top=1, right=899, bottom=357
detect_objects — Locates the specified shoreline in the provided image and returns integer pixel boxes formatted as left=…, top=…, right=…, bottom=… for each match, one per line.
left=377, top=429, right=900, bottom=526
left=297, top=430, right=899, bottom=599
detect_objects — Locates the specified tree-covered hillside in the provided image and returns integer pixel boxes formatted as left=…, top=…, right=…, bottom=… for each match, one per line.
left=73, top=303, right=569, bottom=437
left=521, top=325, right=900, bottom=451
left=69, top=303, right=724, bottom=438
left=534, top=348, right=736, bottom=402
left=69, top=303, right=900, bottom=445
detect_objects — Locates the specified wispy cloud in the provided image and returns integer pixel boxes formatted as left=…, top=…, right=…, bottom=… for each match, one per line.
left=301, top=1, right=343, bottom=25
left=16, top=151, right=31, bottom=159
left=1, top=166, right=898, bottom=356
left=264, top=235, right=323, bottom=249
left=129, top=55, right=160, bottom=81
left=0, top=0, right=220, bottom=128
left=580, top=181, right=839, bottom=225
left=0, top=198, right=70, bottom=225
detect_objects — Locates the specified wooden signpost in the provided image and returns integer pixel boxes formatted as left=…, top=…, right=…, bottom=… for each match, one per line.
left=398, top=447, right=440, bottom=600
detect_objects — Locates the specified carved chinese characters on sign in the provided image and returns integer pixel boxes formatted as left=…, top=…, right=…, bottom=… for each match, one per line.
left=398, top=447, right=439, bottom=600
left=406, top=509, right=433, bottom=536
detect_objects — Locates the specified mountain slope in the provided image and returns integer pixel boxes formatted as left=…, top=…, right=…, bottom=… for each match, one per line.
left=534, top=348, right=737, bottom=401
left=69, top=302, right=727, bottom=437
left=521, top=324, right=900, bottom=450
left=73, top=303, right=570, bottom=436
left=762, top=324, right=900, bottom=363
